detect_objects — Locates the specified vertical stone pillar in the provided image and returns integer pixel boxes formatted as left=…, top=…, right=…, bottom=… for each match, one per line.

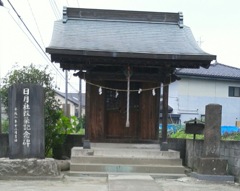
left=8, top=84, right=44, bottom=159
left=196, top=104, right=228, bottom=175
left=203, top=104, right=222, bottom=157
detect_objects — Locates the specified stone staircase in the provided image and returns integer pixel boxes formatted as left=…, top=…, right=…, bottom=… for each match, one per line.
left=70, top=143, right=186, bottom=175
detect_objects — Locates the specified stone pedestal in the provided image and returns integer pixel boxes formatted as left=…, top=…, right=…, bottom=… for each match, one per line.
left=196, top=158, right=228, bottom=175
left=0, top=158, right=61, bottom=180
left=83, top=139, right=91, bottom=149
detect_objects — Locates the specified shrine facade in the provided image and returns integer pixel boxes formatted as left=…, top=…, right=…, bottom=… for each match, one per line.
left=46, top=7, right=215, bottom=144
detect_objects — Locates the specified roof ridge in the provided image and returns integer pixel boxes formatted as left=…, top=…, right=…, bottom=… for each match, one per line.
left=215, top=62, right=240, bottom=70
left=176, top=62, right=240, bottom=80
left=62, top=7, right=183, bottom=28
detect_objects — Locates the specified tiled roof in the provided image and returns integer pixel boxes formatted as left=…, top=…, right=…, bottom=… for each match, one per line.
left=55, top=91, right=85, bottom=106
left=176, top=63, right=240, bottom=80
left=46, top=7, right=215, bottom=66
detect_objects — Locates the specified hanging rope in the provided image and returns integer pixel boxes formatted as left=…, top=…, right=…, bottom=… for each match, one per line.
left=126, top=66, right=130, bottom=127
left=85, top=80, right=171, bottom=92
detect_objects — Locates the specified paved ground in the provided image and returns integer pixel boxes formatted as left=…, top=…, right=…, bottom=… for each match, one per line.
left=0, top=174, right=239, bottom=191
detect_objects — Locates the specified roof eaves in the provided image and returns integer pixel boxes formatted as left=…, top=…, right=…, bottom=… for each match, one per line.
left=176, top=72, right=240, bottom=81
left=46, top=48, right=216, bottom=62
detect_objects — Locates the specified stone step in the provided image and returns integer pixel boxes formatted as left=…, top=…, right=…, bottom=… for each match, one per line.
left=91, top=143, right=160, bottom=149
left=71, top=147, right=180, bottom=159
left=71, top=156, right=183, bottom=166
left=70, top=144, right=185, bottom=176
left=70, top=163, right=186, bottom=174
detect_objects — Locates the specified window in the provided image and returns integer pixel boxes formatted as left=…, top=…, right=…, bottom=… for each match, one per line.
left=229, top=86, right=240, bottom=97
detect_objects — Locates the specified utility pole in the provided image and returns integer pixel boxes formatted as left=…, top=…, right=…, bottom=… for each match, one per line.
left=78, top=77, right=82, bottom=118
left=65, top=70, right=68, bottom=116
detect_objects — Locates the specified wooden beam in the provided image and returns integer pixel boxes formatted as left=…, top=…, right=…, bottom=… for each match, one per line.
left=74, top=70, right=175, bottom=83
left=51, top=54, right=211, bottom=70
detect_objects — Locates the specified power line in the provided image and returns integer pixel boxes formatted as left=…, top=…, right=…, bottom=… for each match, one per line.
left=7, top=9, right=47, bottom=62
left=49, top=0, right=61, bottom=19
left=26, top=0, right=45, bottom=47
left=6, top=0, right=65, bottom=80
left=5, top=0, right=79, bottom=92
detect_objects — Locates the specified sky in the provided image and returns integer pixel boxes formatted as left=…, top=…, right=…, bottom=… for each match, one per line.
left=0, top=0, right=240, bottom=92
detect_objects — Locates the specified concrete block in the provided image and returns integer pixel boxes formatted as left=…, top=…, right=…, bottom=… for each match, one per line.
left=224, top=148, right=230, bottom=156
left=190, top=172, right=234, bottom=182
left=234, top=148, right=240, bottom=156
left=196, top=158, right=228, bottom=175
left=0, top=158, right=60, bottom=178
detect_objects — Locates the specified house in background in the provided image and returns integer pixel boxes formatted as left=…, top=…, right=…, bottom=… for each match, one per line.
left=169, top=62, right=240, bottom=126
left=55, top=91, right=86, bottom=117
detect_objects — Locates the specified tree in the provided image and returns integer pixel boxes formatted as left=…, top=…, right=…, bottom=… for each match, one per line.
left=0, top=64, right=62, bottom=156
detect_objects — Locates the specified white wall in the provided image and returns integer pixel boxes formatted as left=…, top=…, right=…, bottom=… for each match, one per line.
left=169, top=78, right=240, bottom=126
left=55, top=95, right=77, bottom=116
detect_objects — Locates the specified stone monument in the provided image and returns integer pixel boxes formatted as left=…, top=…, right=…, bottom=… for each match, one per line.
left=191, top=104, right=234, bottom=181
left=8, top=84, right=45, bottom=159
left=0, top=84, right=61, bottom=179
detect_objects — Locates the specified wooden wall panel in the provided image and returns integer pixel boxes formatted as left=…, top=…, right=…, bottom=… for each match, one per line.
left=87, top=81, right=105, bottom=141
left=139, top=82, right=160, bottom=140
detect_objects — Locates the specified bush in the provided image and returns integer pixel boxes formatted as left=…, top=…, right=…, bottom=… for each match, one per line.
left=1, top=119, right=9, bottom=133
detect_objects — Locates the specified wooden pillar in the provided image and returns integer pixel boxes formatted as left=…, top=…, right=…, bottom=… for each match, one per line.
left=85, top=83, right=90, bottom=140
left=83, top=82, right=90, bottom=148
left=161, top=83, right=169, bottom=151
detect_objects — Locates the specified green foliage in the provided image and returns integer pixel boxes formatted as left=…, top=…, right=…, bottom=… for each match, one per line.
left=1, top=119, right=9, bottom=133
left=170, top=128, right=204, bottom=140
left=75, top=115, right=85, bottom=133
left=221, top=132, right=240, bottom=141
left=170, top=125, right=240, bottom=141
left=46, top=111, right=79, bottom=154
left=0, top=64, right=62, bottom=156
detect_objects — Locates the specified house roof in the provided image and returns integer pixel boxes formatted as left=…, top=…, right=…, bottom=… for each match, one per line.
left=176, top=62, right=240, bottom=80
left=55, top=91, right=86, bottom=106
left=46, top=7, right=215, bottom=69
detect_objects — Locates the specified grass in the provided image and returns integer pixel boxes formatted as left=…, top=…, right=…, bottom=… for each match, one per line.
left=167, top=125, right=240, bottom=141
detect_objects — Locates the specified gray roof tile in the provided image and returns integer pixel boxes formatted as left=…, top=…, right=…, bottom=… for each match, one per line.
left=49, top=19, right=208, bottom=56
left=176, top=63, right=240, bottom=80
left=47, top=8, right=215, bottom=63
left=56, top=91, right=85, bottom=106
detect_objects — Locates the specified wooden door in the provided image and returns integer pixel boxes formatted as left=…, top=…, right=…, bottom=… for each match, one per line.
left=105, top=82, right=139, bottom=140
